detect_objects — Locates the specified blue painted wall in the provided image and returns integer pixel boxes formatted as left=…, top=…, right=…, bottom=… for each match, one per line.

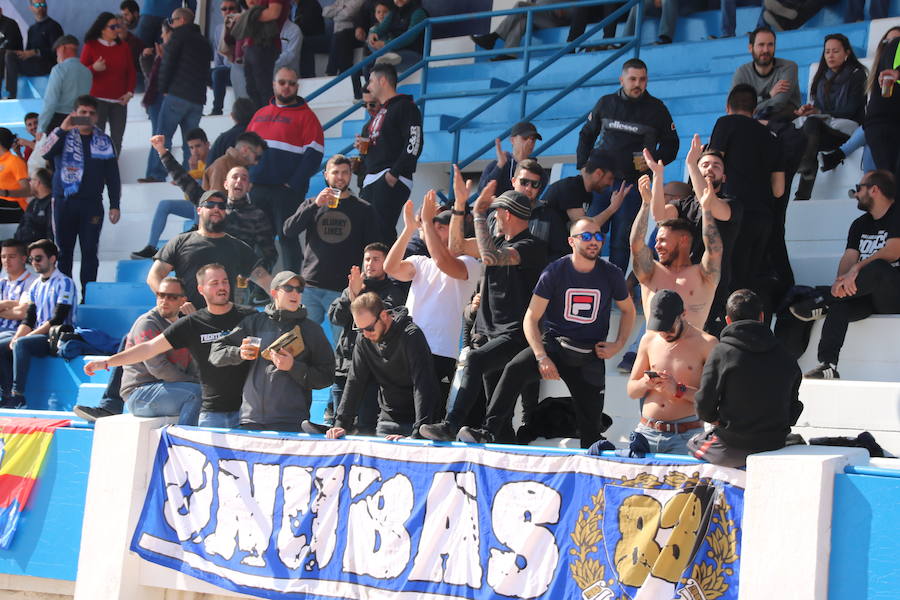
left=0, top=423, right=93, bottom=581
left=829, top=472, right=900, bottom=599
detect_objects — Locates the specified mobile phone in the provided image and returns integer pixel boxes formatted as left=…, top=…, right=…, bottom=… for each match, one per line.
left=71, top=116, right=92, bottom=126
left=644, top=370, right=660, bottom=379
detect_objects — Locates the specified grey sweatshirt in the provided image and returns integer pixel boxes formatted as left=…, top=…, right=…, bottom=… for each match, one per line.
left=732, top=58, right=801, bottom=117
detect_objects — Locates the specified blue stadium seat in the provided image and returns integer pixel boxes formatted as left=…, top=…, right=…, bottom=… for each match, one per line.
left=17, top=75, right=50, bottom=99
left=24, top=356, right=110, bottom=411
left=77, top=305, right=147, bottom=340
left=115, top=259, right=152, bottom=284
left=84, top=282, right=155, bottom=307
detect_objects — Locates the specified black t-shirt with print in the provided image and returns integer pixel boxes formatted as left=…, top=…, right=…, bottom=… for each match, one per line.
left=163, top=305, right=257, bottom=413
left=847, top=202, right=900, bottom=270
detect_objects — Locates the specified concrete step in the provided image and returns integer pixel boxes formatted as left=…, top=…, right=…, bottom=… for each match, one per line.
left=798, top=315, right=900, bottom=382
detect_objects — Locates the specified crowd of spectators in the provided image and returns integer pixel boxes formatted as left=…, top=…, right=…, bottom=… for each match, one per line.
left=0, top=1, right=892, bottom=467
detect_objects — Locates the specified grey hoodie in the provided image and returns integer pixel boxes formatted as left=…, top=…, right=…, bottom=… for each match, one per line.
left=209, top=303, right=334, bottom=427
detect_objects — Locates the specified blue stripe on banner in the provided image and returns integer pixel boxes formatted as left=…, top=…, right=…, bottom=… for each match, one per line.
left=0, top=499, right=22, bottom=550
left=131, top=427, right=745, bottom=600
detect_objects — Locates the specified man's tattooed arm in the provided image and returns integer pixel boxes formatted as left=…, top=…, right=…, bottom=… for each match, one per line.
left=629, top=202, right=656, bottom=283
left=473, top=215, right=521, bottom=266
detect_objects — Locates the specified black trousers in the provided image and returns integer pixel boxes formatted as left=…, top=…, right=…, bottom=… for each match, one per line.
left=818, top=259, right=900, bottom=364
left=361, top=175, right=411, bottom=244
left=244, top=44, right=280, bottom=109
left=445, top=334, right=526, bottom=429
left=866, top=120, right=900, bottom=183
left=799, top=117, right=850, bottom=174
left=432, top=354, right=457, bottom=421
left=731, top=210, right=773, bottom=296
left=567, top=4, right=623, bottom=40
left=485, top=346, right=607, bottom=449
left=253, top=183, right=303, bottom=272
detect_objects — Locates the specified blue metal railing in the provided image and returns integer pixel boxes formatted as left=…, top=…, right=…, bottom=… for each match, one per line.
left=308, top=0, right=643, bottom=173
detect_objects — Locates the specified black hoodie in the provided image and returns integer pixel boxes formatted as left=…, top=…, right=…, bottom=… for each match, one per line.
left=334, top=309, right=436, bottom=436
left=365, top=93, right=423, bottom=181
left=695, top=320, right=803, bottom=452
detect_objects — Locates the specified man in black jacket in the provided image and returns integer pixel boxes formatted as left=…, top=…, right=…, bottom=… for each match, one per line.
left=0, top=7, right=23, bottom=98
left=577, top=58, right=679, bottom=272
left=688, top=289, right=802, bottom=468
left=362, top=63, right=423, bottom=243
left=303, top=292, right=437, bottom=439
left=325, top=243, right=405, bottom=430
left=156, top=7, right=211, bottom=173
left=4, top=0, right=62, bottom=99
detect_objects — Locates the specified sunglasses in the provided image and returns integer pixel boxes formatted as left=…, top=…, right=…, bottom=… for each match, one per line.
left=353, top=319, right=379, bottom=333
left=201, top=200, right=228, bottom=210
left=848, top=183, right=872, bottom=198
left=516, top=177, right=542, bottom=189
left=279, top=284, right=304, bottom=293
left=33, top=2, right=47, bottom=7
left=107, top=23, right=121, bottom=30
left=572, top=232, right=605, bottom=242
left=156, top=292, right=185, bottom=300
left=27, top=255, right=46, bottom=263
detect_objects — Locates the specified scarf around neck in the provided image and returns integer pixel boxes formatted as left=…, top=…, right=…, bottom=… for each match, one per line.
left=61, top=127, right=115, bottom=197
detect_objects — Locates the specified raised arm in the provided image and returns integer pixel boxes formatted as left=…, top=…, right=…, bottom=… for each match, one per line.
left=472, top=184, right=521, bottom=267
left=449, top=164, right=480, bottom=258
left=383, top=200, right=418, bottom=282
left=645, top=150, right=676, bottom=223
left=698, top=180, right=723, bottom=286
left=629, top=178, right=657, bottom=284
left=685, top=133, right=707, bottom=199
left=420, top=189, right=470, bottom=280
left=593, top=181, right=632, bottom=229
left=84, top=335, right=174, bottom=376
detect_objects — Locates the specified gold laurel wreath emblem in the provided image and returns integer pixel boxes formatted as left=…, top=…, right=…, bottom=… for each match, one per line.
left=570, top=471, right=739, bottom=600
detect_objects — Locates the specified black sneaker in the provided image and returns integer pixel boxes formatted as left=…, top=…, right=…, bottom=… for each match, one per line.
left=419, top=421, right=457, bottom=441
left=789, top=294, right=828, bottom=321
left=0, top=395, right=25, bottom=409
left=73, top=405, right=115, bottom=422
left=821, top=149, right=845, bottom=172
left=516, top=423, right=538, bottom=445
left=131, top=245, right=158, bottom=260
left=301, top=420, right=330, bottom=434
left=804, top=363, right=840, bottom=379
left=470, top=32, right=498, bottom=50
left=457, top=426, right=494, bottom=443
left=616, top=351, right=636, bottom=374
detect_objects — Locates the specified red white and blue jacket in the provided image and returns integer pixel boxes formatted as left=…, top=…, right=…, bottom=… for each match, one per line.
left=246, top=97, right=324, bottom=195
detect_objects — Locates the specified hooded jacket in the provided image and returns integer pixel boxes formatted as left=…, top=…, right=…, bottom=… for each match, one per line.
left=695, top=319, right=803, bottom=452
left=370, top=0, right=428, bottom=52
left=209, top=303, right=335, bottom=427
left=334, top=309, right=436, bottom=436
left=328, top=277, right=407, bottom=378
left=158, top=23, right=212, bottom=105
left=364, top=93, right=423, bottom=181
left=247, top=97, right=324, bottom=194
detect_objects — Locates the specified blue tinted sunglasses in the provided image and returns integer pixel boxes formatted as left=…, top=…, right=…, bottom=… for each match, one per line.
left=573, top=232, right=605, bottom=242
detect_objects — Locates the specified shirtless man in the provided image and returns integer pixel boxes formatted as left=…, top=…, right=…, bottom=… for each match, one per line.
left=630, top=161, right=723, bottom=329
left=626, top=289, right=718, bottom=454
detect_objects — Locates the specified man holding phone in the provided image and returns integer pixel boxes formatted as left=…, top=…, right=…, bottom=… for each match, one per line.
left=626, top=289, right=718, bottom=455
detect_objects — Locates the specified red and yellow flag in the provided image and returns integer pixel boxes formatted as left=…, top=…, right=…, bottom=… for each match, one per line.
left=0, top=417, right=70, bottom=549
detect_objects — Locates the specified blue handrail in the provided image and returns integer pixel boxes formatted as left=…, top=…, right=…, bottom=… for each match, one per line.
left=311, top=0, right=643, bottom=167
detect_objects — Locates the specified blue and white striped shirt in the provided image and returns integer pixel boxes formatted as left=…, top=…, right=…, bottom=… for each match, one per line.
left=0, top=271, right=36, bottom=332
left=23, top=269, right=77, bottom=327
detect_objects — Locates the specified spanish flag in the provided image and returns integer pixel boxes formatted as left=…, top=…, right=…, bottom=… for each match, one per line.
left=0, top=417, right=70, bottom=549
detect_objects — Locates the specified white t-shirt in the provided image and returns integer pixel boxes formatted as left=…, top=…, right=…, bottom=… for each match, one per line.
left=405, top=254, right=482, bottom=359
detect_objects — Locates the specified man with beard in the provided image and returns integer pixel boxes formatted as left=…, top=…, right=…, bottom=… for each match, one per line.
left=0, top=239, right=74, bottom=409
left=789, top=170, right=900, bottom=379
left=631, top=165, right=723, bottom=330
left=283, top=154, right=381, bottom=338
left=246, top=67, right=325, bottom=272
left=303, top=291, right=438, bottom=440
left=577, top=58, right=679, bottom=273
left=648, top=138, right=743, bottom=333
left=86, top=264, right=256, bottom=428
left=456, top=217, right=635, bottom=447
left=147, top=191, right=272, bottom=312
left=732, top=27, right=800, bottom=120
left=325, top=243, right=405, bottom=430
left=626, top=289, right=718, bottom=454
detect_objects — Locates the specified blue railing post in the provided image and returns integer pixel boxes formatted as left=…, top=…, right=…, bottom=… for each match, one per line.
left=520, top=10, right=534, bottom=119
left=419, top=22, right=433, bottom=118
left=635, top=0, right=644, bottom=59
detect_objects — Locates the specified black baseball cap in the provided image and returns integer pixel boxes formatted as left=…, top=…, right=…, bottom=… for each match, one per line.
left=490, top=190, right=532, bottom=220
left=510, top=121, right=542, bottom=140
left=646, top=289, right=684, bottom=332
left=584, top=148, right=617, bottom=173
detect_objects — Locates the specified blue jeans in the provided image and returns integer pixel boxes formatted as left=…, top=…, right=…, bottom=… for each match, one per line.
left=12, top=334, right=51, bottom=399
left=587, top=180, right=642, bottom=272
left=634, top=416, right=701, bottom=455
left=845, top=0, right=888, bottom=21
left=144, top=97, right=165, bottom=181
left=624, top=0, right=679, bottom=41
left=211, top=66, right=231, bottom=114
left=0, top=330, right=16, bottom=397
left=155, top=94, right=203, bottom=177
left=304, top=286, right=342, bottom=342
left=839, top=126, right=875, bottom=172
left=198, top=410, right=240, bottom=428
left=148, top=199, right=197, bottom=248
left=126, top=381, right=202, bottom=425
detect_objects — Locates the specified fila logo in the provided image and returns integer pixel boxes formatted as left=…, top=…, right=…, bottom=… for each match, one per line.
left=565, top=288, right=600, bottom=324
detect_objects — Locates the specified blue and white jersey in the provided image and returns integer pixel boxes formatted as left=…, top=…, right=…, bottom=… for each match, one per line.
left=0, top=271, right=37, bottom=332
left=23, top=269, right=77, bottom=326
